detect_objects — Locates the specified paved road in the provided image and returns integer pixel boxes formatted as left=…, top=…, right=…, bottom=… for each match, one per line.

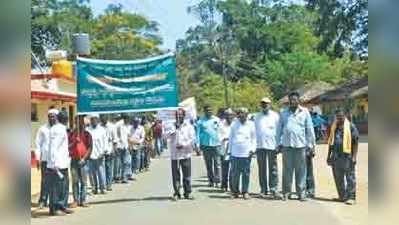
left=31, top=141, right=368, bottom=225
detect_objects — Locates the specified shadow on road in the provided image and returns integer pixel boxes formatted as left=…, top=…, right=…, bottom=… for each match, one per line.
left=312, top=197, right=342, bottom=203
left=207, top=195, right=231, bottom=199
left=191, top=184, right=209, bottom=188
left=31, top=209, right=51, bottom=219
left=197, top=189, right=225, bottom=194
left=88, top=196, right=173, bottom=205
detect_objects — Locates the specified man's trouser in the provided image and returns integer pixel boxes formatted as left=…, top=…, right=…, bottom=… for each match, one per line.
left=143, top=146, right=151, bottom=169
left=71, top=159, right=88, bottom=204
left=131, top=146, right=143, bottom=175
left=171, top=158, right=192, bottom=196
left=332, top=153, right=356, bottom=200
left=113, top=148, right=123, bottom=181
left=38, top=161, right=49, bottom=205
left=230, top=156, right=252, bottom=194
left=89, top=157, right=106, bottom=191
left=201, top=146, right=221, bottom=184
left=154, top=138, right=163, bottom=156
left=282, top=147, right=307, bottom=198
left=306, top=152, right=316, bottom=197
left=221, top=158, right=230, bottom=189
left=256, top=149, right=278, bottom=194
left=104, top=154, right=114, bottom=188
left=47, top=168, right=68, bottom=214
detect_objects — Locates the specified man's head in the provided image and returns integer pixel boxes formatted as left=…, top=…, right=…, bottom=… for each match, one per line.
left=132, top=117, right=140, bottom=128
left=176, top=108, right=186, bottom=125
left=90, top=114, right=100, bottom=128
left=335, top=108, right=346, bottom=126
left=48, top=109, right=59, bottom=126
left=236, top=107, right=248, bottom=124
left=260, top=97, right=272, bottom=113
left=121, top=113, right=129, bottom=123
left=203, top=105, right=213, bottom=118
left=100, top=114, right=108, bottom=125
left=77, top=115, right=86, bottom=129
left=288, top=91, right=300, bottom=109
left=224, top=108, right=234, bottom=123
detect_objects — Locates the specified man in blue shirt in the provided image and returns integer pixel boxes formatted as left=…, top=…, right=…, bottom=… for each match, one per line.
left=277, top=92, right=316, bottom=201
left=197, top=105, right=222, bottom=187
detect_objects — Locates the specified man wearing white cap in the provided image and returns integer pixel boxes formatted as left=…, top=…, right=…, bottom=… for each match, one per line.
left=87, top=114, right=107, bottom=194
left=44, top=109, right=73, bottom=216
left=254, top=97, right=281, bottom=199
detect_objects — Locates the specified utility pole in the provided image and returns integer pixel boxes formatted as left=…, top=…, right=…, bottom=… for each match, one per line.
left=221, top=48, right=229, bottom=108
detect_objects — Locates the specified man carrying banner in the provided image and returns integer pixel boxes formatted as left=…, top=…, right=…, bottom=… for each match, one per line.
left=68, top=115, right=92, bottom=208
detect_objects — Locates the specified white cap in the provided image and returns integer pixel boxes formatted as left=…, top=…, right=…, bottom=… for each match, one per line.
left=260, top=97, right=272, bottom=103
left=89, top=113, right=100, bottom=118
left=48, top=109, right=59, bottom=115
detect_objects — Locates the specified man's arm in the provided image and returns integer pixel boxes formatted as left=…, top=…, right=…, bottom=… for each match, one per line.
left=35, top=128, right=43, bottom=169
left=305, top=111, right=316, bottom=149
left=351, top=125, right=360, bottom=164
left=82, top=132, right=92, bottom=162
left=276, top=112, right=284, bottom=152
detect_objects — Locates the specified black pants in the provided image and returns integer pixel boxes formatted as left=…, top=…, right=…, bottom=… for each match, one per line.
left=221, top=158, right=230, bottom=189
left=306, top=154, right=315, bottom=196
left=171, top=158, right=192, bottom=196
left=38, top=161, right=49, bottom=205
left=201, top=146, right=221, bottom=184
left=47, top=168, right=68, bottom=214
left=332, top=154, right=356, bottom=200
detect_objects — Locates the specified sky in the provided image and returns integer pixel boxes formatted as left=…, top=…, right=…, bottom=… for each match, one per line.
left=90, top=0, right=202, bottom=51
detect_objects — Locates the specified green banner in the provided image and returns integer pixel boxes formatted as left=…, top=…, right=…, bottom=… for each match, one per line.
left=77, top=53, right=179, bottom=114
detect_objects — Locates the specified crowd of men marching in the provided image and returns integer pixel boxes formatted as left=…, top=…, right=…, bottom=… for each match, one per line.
left=34, top=91, right=360, bottom=216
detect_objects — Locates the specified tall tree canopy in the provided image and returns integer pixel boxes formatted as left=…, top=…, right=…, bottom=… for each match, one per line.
left=177, top=0, right=368, bottom=105
left=31, top=0, right=162, bottom=65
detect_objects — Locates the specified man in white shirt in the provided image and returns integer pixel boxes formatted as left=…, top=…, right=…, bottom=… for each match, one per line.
left=87, top=114, right=107, bottom=194
left=167, top=109, right=196, bottom=201
left=228, top=108, right=256, bottom=200
left=114, top=114, right=130, bottom=183
left=128, top=117, right=145, bottom=182
left=45, top=109, right=73, bottom=216
left=35, top=110, right=54, bottom=209
left=101, top=115, right=117, bottom=191
left=254, top=97, right=281, bottom=199
left=220, top=108, right=234, bottom=192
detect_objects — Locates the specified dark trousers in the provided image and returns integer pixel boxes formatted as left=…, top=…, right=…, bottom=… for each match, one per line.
left=202, top=146, right=221, bottom=184
left=38, top=161, right=49, bottom=205
left=113, top=149, right=123, bottom=180
left=332, top=154, right=356, bottom=200
left=306, top=154, right=316, bottom=196
left=230, top=156, right=252, bottom=194
left=171, top=158, right=192, bottom=195
left=105, top=154, right=114, bottom=188
left=131, top=147, right=143, bottom=174
left=47, top=168, right=68, bottom=214
left=71, top=159, right=88, bottom=204
left=221, top=158, right=230, bottom=189
left=256, top=149, right=278, bottom=194
left=143, top=148, right=150, bottom=169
